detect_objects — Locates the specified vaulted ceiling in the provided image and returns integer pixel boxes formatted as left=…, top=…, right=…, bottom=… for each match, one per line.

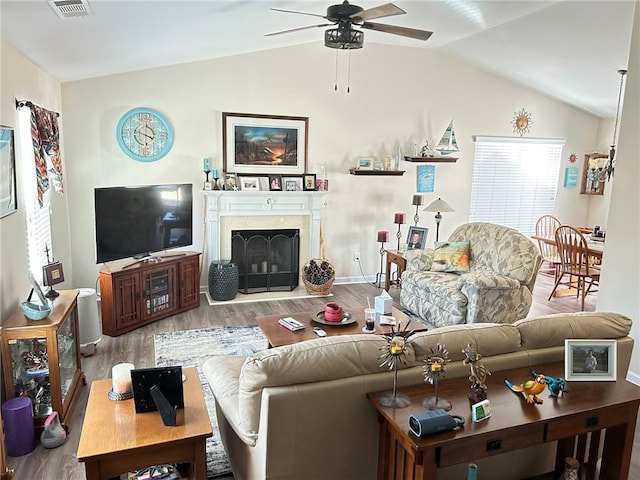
left=0, top=1, right=634, bottom=117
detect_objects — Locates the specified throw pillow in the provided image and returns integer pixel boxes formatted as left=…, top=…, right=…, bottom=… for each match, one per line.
left=431, top=240, right=470, bottom=273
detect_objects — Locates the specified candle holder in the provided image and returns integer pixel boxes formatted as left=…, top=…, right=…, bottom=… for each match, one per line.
left=378, top=322, right=413, bottom=408
left=375, top=231, right=389, bottom=288
left=394, top=213, right=406, bottom=251
left=422, top=344, right=452, bottom=411
left=212, top=172, right=220, bottom=190
left=203, top=169, right=212, bottom=190
left=412, top=195, right=424, bottom=226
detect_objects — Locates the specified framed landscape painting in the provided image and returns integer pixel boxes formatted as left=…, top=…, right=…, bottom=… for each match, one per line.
left=0, top=125, right=17, bottom=218
left=564, top=339, right=617, bottom=381
left=223, top=112, right=308, bottom=175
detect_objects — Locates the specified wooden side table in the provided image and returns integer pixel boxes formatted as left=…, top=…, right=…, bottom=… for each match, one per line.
left=384, top=249, right=407, bottom=291
left=77, top=366, right=212, bottom=480
left=368, top=362, right=640, bottom=480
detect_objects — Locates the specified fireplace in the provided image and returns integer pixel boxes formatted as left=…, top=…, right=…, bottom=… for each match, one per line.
left=203, top=191, right=325, bottom=291
left=232, top=229, right=300, bottom=293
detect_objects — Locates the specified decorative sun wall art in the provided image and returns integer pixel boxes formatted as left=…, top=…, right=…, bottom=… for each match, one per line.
left=511, top=108, right=533, bottom=136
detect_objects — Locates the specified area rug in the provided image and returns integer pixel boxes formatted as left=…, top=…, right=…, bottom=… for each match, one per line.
left=154, top=325, right=268, bottom=478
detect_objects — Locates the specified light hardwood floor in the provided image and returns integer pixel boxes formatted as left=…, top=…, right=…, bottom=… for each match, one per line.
left=5, top=274, right=638, bottom=480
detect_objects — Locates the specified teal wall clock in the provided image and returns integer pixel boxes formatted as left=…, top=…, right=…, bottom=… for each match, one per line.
left=116, top=107, right=174, bottom=162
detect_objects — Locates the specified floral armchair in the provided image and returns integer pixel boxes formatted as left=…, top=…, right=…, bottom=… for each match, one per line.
left=400, top=222, right=542, bottom=328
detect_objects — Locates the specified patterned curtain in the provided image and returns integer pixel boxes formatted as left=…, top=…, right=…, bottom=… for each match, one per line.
left=30, top=105, right=63, bottom=206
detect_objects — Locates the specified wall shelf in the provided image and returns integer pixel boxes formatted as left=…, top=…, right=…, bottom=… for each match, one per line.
left=403, top=156, right=458, bottom=163
left=349, top=168, right=405, bottom=176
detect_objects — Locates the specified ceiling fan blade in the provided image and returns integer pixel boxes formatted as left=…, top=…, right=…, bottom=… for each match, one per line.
left=270, top=7, right=327, bottom=20
left=361, top=22, right=433, bottom=41
left=265, top=24, right=333, bottom=37
left=351, top=3, right=405, bottom=21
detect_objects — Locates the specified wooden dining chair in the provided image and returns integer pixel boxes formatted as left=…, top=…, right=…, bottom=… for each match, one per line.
left=548, top=225, right=600, bottom=311
left=535, top=214, right=561, bottom=277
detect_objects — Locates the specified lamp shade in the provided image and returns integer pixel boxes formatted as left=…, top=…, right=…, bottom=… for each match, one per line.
left=423, top=198, right=455, bottom=213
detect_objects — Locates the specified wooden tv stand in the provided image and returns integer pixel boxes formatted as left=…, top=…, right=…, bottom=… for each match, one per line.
left=99, top=252, right=201, bottom=336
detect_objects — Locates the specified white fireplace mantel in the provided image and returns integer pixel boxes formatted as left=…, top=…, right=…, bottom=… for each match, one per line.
left=203, top=190, right=325, bottom=266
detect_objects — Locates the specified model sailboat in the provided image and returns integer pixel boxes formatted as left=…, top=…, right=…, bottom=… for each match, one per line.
left=435, top=120, right=459, bottom=156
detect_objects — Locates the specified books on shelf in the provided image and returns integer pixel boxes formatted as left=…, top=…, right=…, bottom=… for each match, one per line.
left=278, top=317, right=306, bottom=331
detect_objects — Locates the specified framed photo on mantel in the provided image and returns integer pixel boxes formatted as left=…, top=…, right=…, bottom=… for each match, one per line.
left=223, top=112, right=308, bottom=176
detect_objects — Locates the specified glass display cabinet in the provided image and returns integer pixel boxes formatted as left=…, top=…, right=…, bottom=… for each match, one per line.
left=1, top=290, right=85, bottom=433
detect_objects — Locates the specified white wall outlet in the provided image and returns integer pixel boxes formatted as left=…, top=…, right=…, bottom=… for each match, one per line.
left=353, top=251, right=360, bottom=262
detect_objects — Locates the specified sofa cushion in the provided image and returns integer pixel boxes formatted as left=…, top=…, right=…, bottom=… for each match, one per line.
left=515, top=312, right=633, bottom=349
left=411, top=322, right=521, bottom=362
left=237, top=334, right=416, bottom=440
left=431, top=240, right=471, bottom=273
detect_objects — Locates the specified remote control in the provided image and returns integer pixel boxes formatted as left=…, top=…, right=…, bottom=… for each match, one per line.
left=313, top=327, right=326, bottom=337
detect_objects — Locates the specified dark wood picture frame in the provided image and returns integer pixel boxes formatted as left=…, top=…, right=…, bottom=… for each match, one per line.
left=223, top=112, right=308, bottom=175
left=303, top=174, right=316, bottom=191
left=269, top=175, right=283, bottom=191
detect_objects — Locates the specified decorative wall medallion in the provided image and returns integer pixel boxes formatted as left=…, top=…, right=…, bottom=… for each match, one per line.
left=569, top=153, right=577, bottom=163
left=511, top=108, right=533, bottom=136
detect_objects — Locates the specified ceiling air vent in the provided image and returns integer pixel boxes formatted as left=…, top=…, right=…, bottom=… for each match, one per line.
left=48, top=0, right=93, bottom=19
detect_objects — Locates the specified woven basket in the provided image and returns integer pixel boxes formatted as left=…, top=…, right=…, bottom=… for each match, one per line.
left=302, top=258, right=335, bottom=295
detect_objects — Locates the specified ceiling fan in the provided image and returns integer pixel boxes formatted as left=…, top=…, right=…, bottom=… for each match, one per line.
left=266, top=1, right=433, bottom=50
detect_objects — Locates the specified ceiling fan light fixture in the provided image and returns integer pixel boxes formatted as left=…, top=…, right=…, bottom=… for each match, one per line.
left=325, top=27, right=363, bottom=49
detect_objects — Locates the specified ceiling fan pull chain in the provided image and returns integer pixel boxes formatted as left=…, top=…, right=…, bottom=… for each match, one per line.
left=334, top=50, right=339, bottom=92
left=347, top=50, right=352, bottom=93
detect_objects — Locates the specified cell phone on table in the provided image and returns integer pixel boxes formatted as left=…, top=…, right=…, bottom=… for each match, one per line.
left=313, top=327, right=326, bottom=337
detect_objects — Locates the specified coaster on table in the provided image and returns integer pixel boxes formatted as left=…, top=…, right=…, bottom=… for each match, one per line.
left=108, top=389, right=133, bottom=401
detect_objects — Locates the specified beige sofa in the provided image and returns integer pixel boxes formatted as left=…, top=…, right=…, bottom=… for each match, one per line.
left=203, top=312, right=633, bottom=480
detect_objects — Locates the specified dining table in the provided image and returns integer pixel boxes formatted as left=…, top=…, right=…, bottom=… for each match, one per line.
left=531, top=234, right=604, bottom=260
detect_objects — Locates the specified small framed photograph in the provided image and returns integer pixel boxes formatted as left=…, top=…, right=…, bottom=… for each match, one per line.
left=316, top=178, right=328, bottom=191
left=224, top=172, right=238, bottom=190
left=269, top=175, right=282, bottom=191
left=406, top=226, right=429, bottom=250
left=239, top=176, right=260, bottom=191
left=285, top=179, right=298, bottom=191
left=564, top=339, right=617, bottom=381
left=357, top=158, right=372, bottom=170
left=303, top=174, right=316, bottom=191
left=28, top=272, right=49, bottom=305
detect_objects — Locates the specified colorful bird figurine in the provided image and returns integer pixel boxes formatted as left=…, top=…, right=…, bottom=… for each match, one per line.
left=531, top=370, right=569, bottom=397
left=504, top=374, right=547, bottom=404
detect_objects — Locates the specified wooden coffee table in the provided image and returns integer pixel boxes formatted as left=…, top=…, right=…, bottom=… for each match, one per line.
left=256, top=306, right=427, bottom=348
left=77, top=366, right=213, bottom=480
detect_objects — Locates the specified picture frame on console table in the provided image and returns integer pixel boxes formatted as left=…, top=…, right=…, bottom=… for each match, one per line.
left=564, top=339, right=617, bottom=381
left=223, top=112, right=308, bottom=175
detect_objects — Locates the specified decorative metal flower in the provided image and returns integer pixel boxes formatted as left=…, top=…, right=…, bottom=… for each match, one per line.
left=462, top=343, right=491, bottom=392
left=378, top=321, right=413, bottom=370
left=423, top=343, right=450, bottom=385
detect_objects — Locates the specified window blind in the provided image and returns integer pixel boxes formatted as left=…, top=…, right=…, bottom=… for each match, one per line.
left=470, top=136, right=564, bottom=237
left=17, top=109, right=53, bottom=284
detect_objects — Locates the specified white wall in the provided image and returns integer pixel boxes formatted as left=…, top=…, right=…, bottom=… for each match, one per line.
left=0, top=41, right=72, bottom=321
left=598, top=4, right=640, bottom=384
left=59, top=42, right=602, bottom=289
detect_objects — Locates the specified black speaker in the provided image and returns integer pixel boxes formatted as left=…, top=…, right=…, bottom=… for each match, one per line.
left=408, top=409, right=465, bottom=437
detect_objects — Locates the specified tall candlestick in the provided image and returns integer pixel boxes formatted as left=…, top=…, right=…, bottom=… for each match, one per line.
left=203, top=157, right=211, bottom=173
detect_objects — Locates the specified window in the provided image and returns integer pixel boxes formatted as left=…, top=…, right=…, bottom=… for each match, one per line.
left=469, top=136, right=564, bottom=237
left=17, top=109, right=53, bottom=284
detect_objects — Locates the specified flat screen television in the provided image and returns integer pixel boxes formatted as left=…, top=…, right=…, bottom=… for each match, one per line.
left=94, top=183, right=193, bottom=263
